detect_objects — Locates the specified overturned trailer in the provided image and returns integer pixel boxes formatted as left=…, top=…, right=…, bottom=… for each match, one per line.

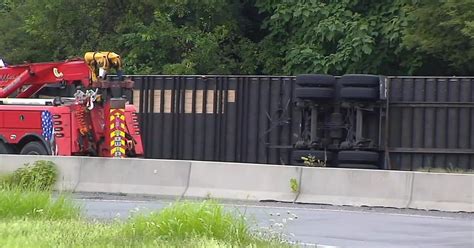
left=131, top=75, right=474, bottom=171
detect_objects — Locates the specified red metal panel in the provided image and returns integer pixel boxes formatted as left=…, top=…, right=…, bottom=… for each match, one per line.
left=3, top=111, right=41, bottom=128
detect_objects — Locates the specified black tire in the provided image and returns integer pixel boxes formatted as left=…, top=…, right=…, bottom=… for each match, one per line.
left=20, top=141, right=49, bottom=155
left=0, top=141, right=14, bottom=154
left=337, top=163, right=379, bottom=170
left=340, top=87, right=378, bottom=100
left=338, top=150, right=379, bottom=163
left=296, top=74, right=336, bottom=87
left=340, top=74, right=380, bottom=87
left=292, top=150, right=333, bottom=163
left=295, top=87, right=334, bottom=100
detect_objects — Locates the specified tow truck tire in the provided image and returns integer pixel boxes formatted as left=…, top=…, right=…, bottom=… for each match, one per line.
left=0, top=141, right=14, bottom=154
left=296, top=74, right=336, bottom=87
left=20, top=141, right=49, bottom=155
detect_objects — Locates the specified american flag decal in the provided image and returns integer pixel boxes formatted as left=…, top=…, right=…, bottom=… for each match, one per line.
left=41, top=110, right=54, bottom=141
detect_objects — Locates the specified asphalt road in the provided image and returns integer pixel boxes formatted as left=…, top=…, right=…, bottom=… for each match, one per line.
left=75, top=194, right=474, bottom=248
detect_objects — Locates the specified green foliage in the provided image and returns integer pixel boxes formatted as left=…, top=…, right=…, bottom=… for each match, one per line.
left=0, top=0, right=12, bottom=12
left=0, top=160, right=78, bottom=220
left=0, top=199, right=292, bottom=247
left=255, top=0, right=417, bottom=75
left=119, top=1, right=258, bottom=74
left=1, top=160, right=58, bottom=191
left=123, top=200, right=253, bottom=244
left=301, top=155, right=326, bottom=167
left=289, top=178, right=299, bottom=193
left=0, top=219, right=293, bottom=248
left=403, top=0, right=474, bottom=75
left=0, top=190, right=81, bottom=220
left=0, top=0, right=471, bottom=75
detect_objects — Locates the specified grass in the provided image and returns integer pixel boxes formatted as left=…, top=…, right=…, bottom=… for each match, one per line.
left=0, top=160, right=80, bottom=220
left=0, top=160, right=295, bottom=247
left=0, top=201, right=293, bottom=248
left=0, top=219, right=252, bottom=248
left=123, top=200, right=250, bottom=241
left=0, top=189, right=81, bottom=220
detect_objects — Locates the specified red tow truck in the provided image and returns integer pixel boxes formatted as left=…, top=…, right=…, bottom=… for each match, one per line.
left=0, top=52, right=143, bottom=157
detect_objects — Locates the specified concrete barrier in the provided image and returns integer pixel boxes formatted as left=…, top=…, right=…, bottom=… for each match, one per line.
left=0, top=155, right=472, bottom=212
left=76, top=158, right=191, bottom=197
left=408, top=172, right=474, bottom=212
left=184, top=161, right=301, bottom=202
left=0, top=155, right=82, bottom=191
left=296, top=167, right=413, bottom=208
left=0, top=155, right=191, bottom=197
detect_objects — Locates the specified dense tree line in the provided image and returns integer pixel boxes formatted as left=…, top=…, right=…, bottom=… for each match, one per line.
left=0, top=0, right=472, bottom=75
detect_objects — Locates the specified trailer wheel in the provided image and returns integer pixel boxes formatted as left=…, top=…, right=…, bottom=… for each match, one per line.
left=338, top=150, right=379, bottom=163
left=337, top=163, right=379, bottom=170
left=0, top=141, right=14, bottom=154
left=340, top=74, right=380, bottom=87
left=340, top=87, right=378, bottom=100
left=295, top=87, right=334, bottom=100
left=20, top=141, right=49, bottom=155
left=296, top=74, right=336, bottom=87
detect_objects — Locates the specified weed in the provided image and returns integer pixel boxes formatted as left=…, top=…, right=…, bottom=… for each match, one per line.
left=289, top=178, right=299, bottom=193
left=301, top=154, right=327, bottom=167
left=256, top=210, right=300, bottom=246
left=1, top=160, right=58, bottom=191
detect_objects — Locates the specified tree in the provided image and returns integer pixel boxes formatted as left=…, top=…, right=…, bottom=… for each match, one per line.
left=254, top=0, right=417, bottom=75
left=0, top=0, right=471, bottom=76
left=118, top=0, right=258, bottom=74
left=0, top=0, right=123, bottom=63
left=403, top=0, right=474, bottom=75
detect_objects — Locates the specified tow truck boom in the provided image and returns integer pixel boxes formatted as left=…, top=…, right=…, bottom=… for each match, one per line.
left=0, top=52, right=143, bottom=158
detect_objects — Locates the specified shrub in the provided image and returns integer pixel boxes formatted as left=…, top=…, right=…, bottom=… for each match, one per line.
left=1, top=160, right=58, bottom=191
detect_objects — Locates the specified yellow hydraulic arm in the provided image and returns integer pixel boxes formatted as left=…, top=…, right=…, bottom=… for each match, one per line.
left=84, top=52, right=123, bottom=82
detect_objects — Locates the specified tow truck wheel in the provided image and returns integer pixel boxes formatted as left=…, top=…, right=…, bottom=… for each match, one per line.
left=0, top=141, right=14, bottom=154
left=20, top=142, right=48, bottom=155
